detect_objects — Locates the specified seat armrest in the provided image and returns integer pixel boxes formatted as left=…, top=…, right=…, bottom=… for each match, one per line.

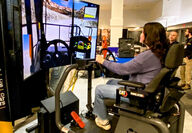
left=118, top=80, right=145, bottom=88
left=116, top=88, right=150, bottom=112
left=116, top=88, right=150, bottom=105
left=128, top=89, right=149, bottom=98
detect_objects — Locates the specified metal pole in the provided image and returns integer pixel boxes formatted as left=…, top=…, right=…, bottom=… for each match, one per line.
left=55, top=64, right=78, bottom=133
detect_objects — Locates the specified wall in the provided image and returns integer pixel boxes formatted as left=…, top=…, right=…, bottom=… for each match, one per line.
left=123, top=9, right=150, bottom=28
left=162, top=0, right=181, bottom=17
left=149, top=0, right=163, bottom=20
left=98, top=0, right=192, bottom=31
left=180, top=0, right=192, bottom=17
left=99, top=9, right=152, bottom=28
left=98, top=9, right=111, bottom=29
left=99, top=2, right=163, bottom=28
left=156, top=0, right=192, bottom=26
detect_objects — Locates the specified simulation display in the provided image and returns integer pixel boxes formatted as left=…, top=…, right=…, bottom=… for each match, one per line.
left=22, top=0, right=41, bottom=79
left=74, top=1, right=99, bottom=59
left=70, top=36, right=92, bottom=60
left=42, top=0, right=73, bottom=43
left=41, top=40, right=70, bottom=68
left=41, top=0, right=99, bottom=68
left=41, top=0, right=73, bottom=68
left=22, top=0, right=99, bottom=71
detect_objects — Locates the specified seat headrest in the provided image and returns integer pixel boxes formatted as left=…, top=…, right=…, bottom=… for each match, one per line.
left=165, top=44, right=184, bottom=69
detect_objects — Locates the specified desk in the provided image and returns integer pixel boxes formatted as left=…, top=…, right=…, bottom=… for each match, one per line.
left=116, top=57, right=133, bottom=63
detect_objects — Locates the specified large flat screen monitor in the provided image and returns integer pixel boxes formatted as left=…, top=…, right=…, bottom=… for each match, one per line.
left=41, top=0, right=99, bottom=68
left=73, top=1, right=99, bottom=59
left=42, top=0, right=73, bottom=43
left=41, top=0, right=73, bottom=69
left=22, top=0, right=41, bottom=79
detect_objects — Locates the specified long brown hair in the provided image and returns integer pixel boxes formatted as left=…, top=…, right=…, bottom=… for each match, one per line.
left=143, top=22, right=169, bottom=65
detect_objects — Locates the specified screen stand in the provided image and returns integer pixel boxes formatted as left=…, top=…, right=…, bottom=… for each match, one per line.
left=85, top=63, right=95, bottom=119
left=76, top=59, right=96, bottom=119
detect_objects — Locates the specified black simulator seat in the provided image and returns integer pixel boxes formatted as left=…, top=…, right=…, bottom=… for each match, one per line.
left=115, top=44, right=185, bottom=133
left=104, top=44, right=185, bottom=133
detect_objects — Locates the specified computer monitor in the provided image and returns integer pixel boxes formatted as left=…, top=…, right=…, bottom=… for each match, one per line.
left=22, top=0, right=41, bottom=79
left=40, top=0, right=73, bottom=69
left=73, top=1, right=99, bottom=59
left=41, top=0, right=99, bottom=67
left=42, top=0, right=73, bottom=42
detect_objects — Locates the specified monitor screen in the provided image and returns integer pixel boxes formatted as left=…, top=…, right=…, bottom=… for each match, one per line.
left=41, top=0, right=73, bottom=69
left=22, top=0, right=41, bottom=79
left=70, top=36, right=92, bottom=61
left=42, top=0, right=73, bottom=43
left=73, top=1, right=99, bottom=59
left=35, top=0, right=99, bottom=69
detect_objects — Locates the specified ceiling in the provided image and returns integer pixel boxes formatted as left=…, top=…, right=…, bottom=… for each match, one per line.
left=83, top=0, right=161, bottom=10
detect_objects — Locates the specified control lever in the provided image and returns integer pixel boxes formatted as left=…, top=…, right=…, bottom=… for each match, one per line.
left=71, top=111, right=85, bottom=128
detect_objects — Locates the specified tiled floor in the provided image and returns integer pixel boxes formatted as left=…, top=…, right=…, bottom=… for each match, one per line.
left=15, top=76, right=192, bottom=133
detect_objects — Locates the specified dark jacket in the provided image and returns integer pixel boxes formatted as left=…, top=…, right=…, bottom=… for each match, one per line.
left=169, top=41, right=179, bottom=48
left=184, top=37, right=192, bottom=59
left=170, top=41, right=179, bottom=45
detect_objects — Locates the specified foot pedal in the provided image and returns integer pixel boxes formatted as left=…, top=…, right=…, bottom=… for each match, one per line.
left=71, top=111, right=85, bottom=128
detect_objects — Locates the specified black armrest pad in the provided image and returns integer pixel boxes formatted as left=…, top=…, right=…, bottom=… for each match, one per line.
left=118, top=80, right=145, bottom=88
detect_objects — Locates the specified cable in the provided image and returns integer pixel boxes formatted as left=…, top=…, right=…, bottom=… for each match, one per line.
left=66, top=69, right=78, bottom=92
left=71, top=70, right=78, bottom=91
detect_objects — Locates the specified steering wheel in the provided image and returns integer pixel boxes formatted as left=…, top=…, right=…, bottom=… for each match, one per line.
left=42, top=39, right=71, bottom=68
left=97, top=48, right=116, bottom=75
left=100, top=48, right=116, bottom=62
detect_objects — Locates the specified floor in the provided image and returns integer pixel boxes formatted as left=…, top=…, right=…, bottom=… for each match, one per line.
left=15, top=70, right=192, bottom=133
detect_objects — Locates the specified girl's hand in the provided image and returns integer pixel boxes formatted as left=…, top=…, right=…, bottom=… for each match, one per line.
left=96, top=55, right=105, bottom=64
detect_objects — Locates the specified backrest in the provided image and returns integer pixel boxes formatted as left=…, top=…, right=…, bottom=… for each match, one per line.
left=145, top=44, right=184, bottom=93
left=165, top=44, right=184, bottom=69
